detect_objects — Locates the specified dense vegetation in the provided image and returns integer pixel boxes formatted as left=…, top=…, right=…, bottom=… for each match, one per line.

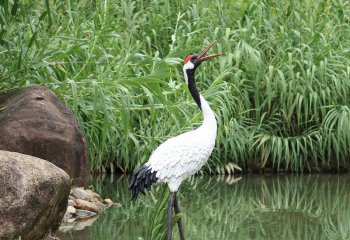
left=1, top=0, right=350, bottom=173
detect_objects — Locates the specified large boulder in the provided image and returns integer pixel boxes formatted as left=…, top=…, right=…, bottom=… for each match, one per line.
left=0, top=150, right=71, bottom=240
left=0, top=86, right=89, bottom=186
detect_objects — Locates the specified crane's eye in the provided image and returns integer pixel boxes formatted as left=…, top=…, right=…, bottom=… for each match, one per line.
left=191, top=57, right=198, bottom=62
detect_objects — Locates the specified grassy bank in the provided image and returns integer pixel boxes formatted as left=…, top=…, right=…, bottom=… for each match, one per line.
left=1, top=0, right=350, bottom=173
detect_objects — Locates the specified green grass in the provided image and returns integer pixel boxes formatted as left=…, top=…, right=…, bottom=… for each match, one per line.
left=1, top=0, right=350, bottom=173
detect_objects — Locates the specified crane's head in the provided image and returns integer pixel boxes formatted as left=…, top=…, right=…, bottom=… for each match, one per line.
left=182, top=40, right=223, bottom=110
left=183, top=40, right=223, bottom=83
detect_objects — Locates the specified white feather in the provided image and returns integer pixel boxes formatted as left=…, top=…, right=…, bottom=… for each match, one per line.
left=183, top=61, right=194, bottom=84
left=146, top=94, right=216, bottom=192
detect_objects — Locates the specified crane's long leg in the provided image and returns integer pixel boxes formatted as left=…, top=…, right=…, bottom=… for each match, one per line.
left=174, top=193, right=185, bottom=240
left=167, top=192, right=175, bottom=240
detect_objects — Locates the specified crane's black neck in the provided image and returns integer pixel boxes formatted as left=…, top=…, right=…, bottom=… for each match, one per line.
left=186, top=69, right=202, bottom=110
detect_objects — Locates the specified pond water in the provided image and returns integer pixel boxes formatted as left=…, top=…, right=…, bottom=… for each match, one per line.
left=59, top=174, right=350, bottom=240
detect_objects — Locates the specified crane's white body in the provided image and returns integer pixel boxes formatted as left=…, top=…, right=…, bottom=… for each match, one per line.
left=130, top=41, right=222, bottom=240
left=146, top=94, right=217, bottom=192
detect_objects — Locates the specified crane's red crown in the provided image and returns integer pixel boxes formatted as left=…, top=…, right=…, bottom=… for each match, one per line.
left=184, top=54, right=193, bottom=64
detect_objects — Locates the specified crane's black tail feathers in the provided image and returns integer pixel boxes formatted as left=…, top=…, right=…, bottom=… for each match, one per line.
left=129, top=164, right=158, bottom=201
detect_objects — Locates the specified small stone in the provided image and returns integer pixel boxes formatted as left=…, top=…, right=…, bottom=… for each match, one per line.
left=75, top=199, right=103, bottom=213
left=67, top=217, right=76, bottom=223
left=103, top=198, right=113, bottom=207
left=71, top=187, right=91, bottom=201
left=41, top=232, right=60, bottom=240
left=86, top=189, right=103, bottom=203
left=59, top=221, right=76, bottom=233
left=74, top=215, right=99, bottom=230
left=94, top=201, right=106, bottom=211
left=68, top=199, right=76, bottom=207
left=67, top=206, right=77, bottom=215
left=75, top=209, right=97, bottom=219
left=113, top=202, right=122, bottom=208
left=62, top=212, right=72, bottom=222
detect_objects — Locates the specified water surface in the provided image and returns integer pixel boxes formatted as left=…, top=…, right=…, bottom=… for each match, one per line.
left=59, top=174, right=350, bottom=240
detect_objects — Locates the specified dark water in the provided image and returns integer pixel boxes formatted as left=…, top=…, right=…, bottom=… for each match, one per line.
left=59, top=174, right=350, bottom=240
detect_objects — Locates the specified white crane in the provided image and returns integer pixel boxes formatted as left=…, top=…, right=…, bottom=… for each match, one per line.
left=129, top=40, right=223, bottom=240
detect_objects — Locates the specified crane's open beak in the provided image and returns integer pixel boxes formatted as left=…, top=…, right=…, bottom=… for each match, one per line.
left=197, top=40, right=224, bottom=62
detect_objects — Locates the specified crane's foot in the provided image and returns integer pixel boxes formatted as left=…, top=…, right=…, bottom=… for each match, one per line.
left=174, top=193, right=185, bottom=240
left=167, top=192, right=175, bottom=240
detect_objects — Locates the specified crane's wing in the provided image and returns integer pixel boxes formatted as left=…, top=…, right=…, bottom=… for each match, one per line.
left=146, top=131, right=214, bottom=181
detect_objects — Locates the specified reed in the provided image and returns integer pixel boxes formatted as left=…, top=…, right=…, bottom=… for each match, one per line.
left=1, top=0, right=350, bottom=172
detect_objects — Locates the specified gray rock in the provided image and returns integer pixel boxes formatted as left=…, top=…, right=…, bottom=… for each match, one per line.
left=0, top=151, right=71, bottom=240
left=0, top=86, right=89, bottom=186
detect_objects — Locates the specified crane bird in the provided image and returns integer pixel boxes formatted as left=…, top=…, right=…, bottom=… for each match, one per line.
left=129, top=40, right=223, bottom=240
